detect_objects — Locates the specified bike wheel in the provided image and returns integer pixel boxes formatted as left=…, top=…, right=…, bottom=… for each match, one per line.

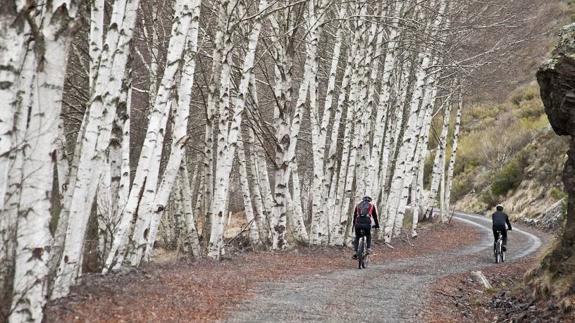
left=362, top=253, right=368, bottom=269
left=502, top=249, right=506, bottom=262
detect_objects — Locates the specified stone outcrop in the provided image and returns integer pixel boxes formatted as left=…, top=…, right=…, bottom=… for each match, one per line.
left=531, top=23, right=575, bottom=298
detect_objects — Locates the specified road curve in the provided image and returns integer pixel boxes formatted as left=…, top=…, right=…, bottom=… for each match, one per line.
left=455, top=212, right=543, bottom=260
left=223, top=213, right=546, bottom=323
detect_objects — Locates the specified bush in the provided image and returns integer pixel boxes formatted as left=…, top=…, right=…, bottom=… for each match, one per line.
left=509, top=83, right=539, bottom=106
left=480, top=190, right=499, bottom=208
left=550, top=187, right=567, bottom=201
left=490, top=153, right=527, bottom=197
left=451, top=168, right=476, bottom=201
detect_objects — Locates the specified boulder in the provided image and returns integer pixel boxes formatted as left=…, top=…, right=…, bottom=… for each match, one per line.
left=530, top=23, right=575, bottom=297
left=537, top=23, right=575, bottom=136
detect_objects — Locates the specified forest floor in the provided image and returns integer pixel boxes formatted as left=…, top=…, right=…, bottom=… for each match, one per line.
left=44, top=215, right=548, bottom=322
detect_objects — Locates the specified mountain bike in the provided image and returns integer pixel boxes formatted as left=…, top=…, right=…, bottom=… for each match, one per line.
left=494, top=230, right=506, bottom=263
left=356, top=229, right=369, bottom=269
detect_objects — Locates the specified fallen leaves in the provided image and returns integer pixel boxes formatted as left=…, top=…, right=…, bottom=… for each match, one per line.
left=45, top=222, right=479, bottom=322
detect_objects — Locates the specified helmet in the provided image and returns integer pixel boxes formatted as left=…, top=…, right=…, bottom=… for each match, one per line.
left=496, top=204, right=504, bottom=211
left=363, top=196, right=373, bottom=202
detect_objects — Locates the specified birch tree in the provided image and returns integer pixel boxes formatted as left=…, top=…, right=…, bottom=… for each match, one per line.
left=52, top=0, right=141, bottom=299
left=207, top=0, right=268, bottom=258
left=444, top=87, right=463, bottom=220
left=6, top=1, right=79, bottom=320
left=429, top=99, right=453, bottom=210
left=101, top=0, right=200, bottom=268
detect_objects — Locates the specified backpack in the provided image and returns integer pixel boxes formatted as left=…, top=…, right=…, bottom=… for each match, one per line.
left=356, top=200, right=373, bottom=226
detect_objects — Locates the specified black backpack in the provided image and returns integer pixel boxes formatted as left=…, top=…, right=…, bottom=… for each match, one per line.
left=356, top=200, right=372, bottom=226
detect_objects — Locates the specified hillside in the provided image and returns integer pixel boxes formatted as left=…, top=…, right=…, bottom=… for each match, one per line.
left=450, top=0, right=575, bottom=230
left=452, top=82, right=569, bottom=230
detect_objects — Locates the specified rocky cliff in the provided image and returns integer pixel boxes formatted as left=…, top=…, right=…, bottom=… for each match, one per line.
left=528, top=23, right=575, bottom=300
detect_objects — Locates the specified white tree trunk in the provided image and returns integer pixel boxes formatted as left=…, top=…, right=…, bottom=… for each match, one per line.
left=429, top=100, right=452, bottom=208
left=207, top=0, right=267, bottom=258
left=288, top=162, right=309, bottom=242
left=0, top=9, right=27, bottom=212
left=369, top=0, right=406, bottom=198
left=246, top=127, right=271, bottom=244
left=144, top=1, right=202, bottom=261
left=237, top=132, right=261, bottom=245
left=3, top=47, right=34, bottom=322
left=307, top=0, right=331, bottom=246
left=89, top=0, right=105, bottom=91
left=178, top=162, right=202, bottom=257
left=11, top=1, right=78, bottom=318
left=444, top=88, right=463, bottom=218
left=53, top=0, right=141, bottom=298
left=384, top=52, right=431, bottom=242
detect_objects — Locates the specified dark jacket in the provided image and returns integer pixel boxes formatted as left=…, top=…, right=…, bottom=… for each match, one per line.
left=492, top=211, right=512, bottom=230
left=353, top=201, right=380, bottom=228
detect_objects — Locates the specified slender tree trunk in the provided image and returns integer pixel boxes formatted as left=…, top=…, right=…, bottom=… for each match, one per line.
left=89, top=0, right=105, bottom=91
left=178, top=162, right=202, bottom=257
left=246, top=127, right=271, bottom=244
left=384, top=52, right=430, bottom=242
left=207, top=0, right=268, bottom=258
left=444, top=87, right=463, bottom=218
left=0, top=8, right=27, bottom=213
left=53, top=0, right=141, bottom=297
left=0, top=7, right=29, bottom=307
left=237, top=131, right=261, bottom=245
left=429, top=100, right=452, bottom=209
left=144, top=1, right=202, bottom=261
left=307, top=0, right=331, bottom=245
left=2, top=44, right=34, bottom=321
left=288, top=162, right=309, bottom=242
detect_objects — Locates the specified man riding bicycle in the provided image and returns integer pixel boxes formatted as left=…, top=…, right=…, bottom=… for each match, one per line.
left=492, top=204, right=512, bottom=251
left=352, top=196, right=380, bottom=259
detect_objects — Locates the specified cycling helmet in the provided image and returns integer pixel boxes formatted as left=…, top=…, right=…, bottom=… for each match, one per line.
left=496, top=204, right=504, bottom=211
left=363, top=196, right=373, bottom=202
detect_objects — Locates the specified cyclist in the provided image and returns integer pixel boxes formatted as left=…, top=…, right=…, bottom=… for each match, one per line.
left=352, top=196, right=380, bottom=259
left=492, top=204, right=512, bottom=251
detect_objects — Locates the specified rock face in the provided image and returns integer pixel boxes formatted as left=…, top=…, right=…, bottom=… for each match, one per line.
left=533, top=23, right=575, bottom=297
left=538, top=23, right=575, bottom=136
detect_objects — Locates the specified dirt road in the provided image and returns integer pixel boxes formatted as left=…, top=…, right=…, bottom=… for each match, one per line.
left=224, top=213, right=544, bottom=322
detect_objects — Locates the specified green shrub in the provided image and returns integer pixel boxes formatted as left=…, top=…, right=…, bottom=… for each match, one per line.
left=490, top=154, right=527, bottom=197
left=550, top=187, right=567, bottom=201
left=480, top=190, right=499, bottom=208
left=509, top=83, right=539, bottom=106
left=451, top=169, right=475, bottom=201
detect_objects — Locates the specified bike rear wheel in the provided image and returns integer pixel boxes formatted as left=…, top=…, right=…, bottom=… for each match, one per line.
left=495, top=240, right=502, bottom=263
left=362, top=251, right=368, bottom=269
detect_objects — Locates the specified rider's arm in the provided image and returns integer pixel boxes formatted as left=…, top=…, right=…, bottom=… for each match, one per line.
left=352, top=206, right=358, bottom=229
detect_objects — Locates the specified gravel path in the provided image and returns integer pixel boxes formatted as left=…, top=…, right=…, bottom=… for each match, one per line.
left=223, top=214, right=544, bottom=322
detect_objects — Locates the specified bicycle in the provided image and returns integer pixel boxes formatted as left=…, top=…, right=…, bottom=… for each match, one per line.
left=494, top=230, right=506, bottom=263
left=356, top=229, right=369, bottom=269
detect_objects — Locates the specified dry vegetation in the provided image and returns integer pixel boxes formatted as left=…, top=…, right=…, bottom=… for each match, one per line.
left=452, top=82, right=569, bottom=228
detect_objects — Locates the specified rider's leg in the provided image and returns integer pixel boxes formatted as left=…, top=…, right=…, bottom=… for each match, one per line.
left=353, top=228, right=360, bottom=251
left=352, top=228, right=360, bottom=259
left=502, top=228, right=508, bottom=246
left=492, top=227, right=498, bottom=248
